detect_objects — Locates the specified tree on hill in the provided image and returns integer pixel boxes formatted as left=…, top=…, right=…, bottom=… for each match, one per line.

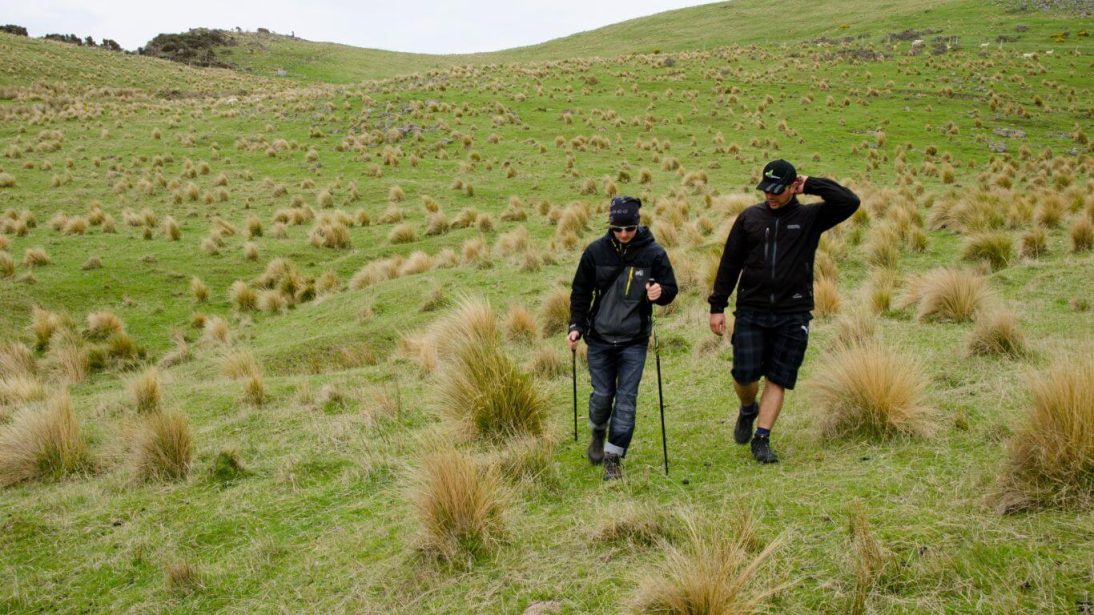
left=139, top=28, right=235, bottom=68
left=0, top=25, right=27, bottom=36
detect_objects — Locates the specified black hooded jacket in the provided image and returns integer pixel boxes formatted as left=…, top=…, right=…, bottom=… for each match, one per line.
left=569, top=226, right=678, bottom=345
left=708, top=177, right=860, bottom=314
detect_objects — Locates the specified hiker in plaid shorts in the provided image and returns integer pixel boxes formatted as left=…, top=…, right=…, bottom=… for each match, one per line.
left=708, top=160, right=860, bottom=463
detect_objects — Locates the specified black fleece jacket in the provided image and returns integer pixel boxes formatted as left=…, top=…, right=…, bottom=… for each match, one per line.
left=708, top=176, right=860, bottom=314
left=569, top=227, right=678, bottom=345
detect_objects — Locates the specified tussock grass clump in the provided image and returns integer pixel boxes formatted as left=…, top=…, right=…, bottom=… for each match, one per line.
left=813, top=278, right=841, bottom=319
left=132, top=410, right=192, bottom=481
left=202, top=317, right=230, bottom=345
left=999, top=354, right=1093, bottom=511
left=436, top=299, right=548, bottom=441
left=47, top=331, right=88, bottom=383
left=388, top=223, right=418, bottom=244
left=190, top=277, right=209, bottom=302
left=810, top=342, right=935, bottom=440
left=962, top=231, right=1013, bottom=270
left=1019, top=227, right=1048, bottom=259
left=229, top=281, right=257, bottom=312
left=901, top=268, right=988, bottom=323
left=594, top=501, right=680, bottom=548
left=504, top=304, right=537, bottom=343
left=411, top=446, right=507, bottom=562
left=0, top=375, right=45, bottom=410
left=23, top=247, right=50, bottom=267
left=243, top=374, right=265, bottom=406
left=309, top=222, right=351, bottom=249
left=495, top=434, right=558, bottom=487
left=129, top=367, right=162, bottom=414
left=85, top=311, right=124, bottom=339
left=632, top=511, right=785, bottom=615
left=30, top=305, right=63, bottom=350
left=1070, top=215, right=1093, bottom=252
left=832, top=309, right=877, bottom=351
left=539, top=287, right=571, bottom=337
left=0, top=341, right=37, bottom=379
left=966, top=309, right=1028, bottom=357
left=0, top=251, right=14, bottom=278
left=0, top=391, right=92, bottom=487
left=529, top=346, right=566, bottom=380
left=80, top=256, right=101, bottom=270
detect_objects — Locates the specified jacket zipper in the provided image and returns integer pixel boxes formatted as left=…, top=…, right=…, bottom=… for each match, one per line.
left=624, top=267, right=635, bottom=296
left=770, top=220, right=779, bottom=304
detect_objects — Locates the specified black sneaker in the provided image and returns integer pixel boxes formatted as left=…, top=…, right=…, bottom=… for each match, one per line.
left=587, top=430, right=606, bottom=465
left=603, top=453, right=622, bottom=481
left=734, top=403, right=759, bottom=444
left=750, top=436, right=778, bottom=464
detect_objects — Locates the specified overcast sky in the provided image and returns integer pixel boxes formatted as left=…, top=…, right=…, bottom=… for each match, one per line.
left=7, top=0, right=719, bottom=53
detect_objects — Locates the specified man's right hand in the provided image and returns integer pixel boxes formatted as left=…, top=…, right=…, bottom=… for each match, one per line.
left=709, top=313, right=728, bottom=336
left=567, top=330, right=581, bottom=351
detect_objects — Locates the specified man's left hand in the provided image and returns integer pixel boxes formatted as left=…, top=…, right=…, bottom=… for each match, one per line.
left=646, top=282, right=662, bottom=301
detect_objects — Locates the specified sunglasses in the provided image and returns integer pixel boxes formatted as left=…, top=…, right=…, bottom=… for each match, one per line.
left=611, top=225, right=638, bottom=233
left=762, top=184, right=788, bottom=196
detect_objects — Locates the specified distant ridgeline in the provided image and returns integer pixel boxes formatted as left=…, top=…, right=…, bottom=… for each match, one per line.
left=0, top=24, right=123, bottom=51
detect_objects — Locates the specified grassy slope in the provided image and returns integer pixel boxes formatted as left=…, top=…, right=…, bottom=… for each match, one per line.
left=218, top=0, right=1086, bottom=82
left=1, top=2, right=1093, bottom=613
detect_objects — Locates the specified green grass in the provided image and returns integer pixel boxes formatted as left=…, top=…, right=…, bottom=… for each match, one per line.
left=1, top=1, right=1092, bottom=612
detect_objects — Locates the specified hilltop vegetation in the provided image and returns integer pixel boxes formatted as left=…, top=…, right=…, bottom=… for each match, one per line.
left=0, top=1, right=1092, bottom=612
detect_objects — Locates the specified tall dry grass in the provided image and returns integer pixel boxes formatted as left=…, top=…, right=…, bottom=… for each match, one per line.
left=435, top=299, right=547, bottom=441
left=632, top=510, right=786, bottom=614
left=411, top=446, right=507, bottom=562
left=1000, top=354, right=1093, bottom=511
left=900, top=268, right=988, bottom=323
left=129, top=367, right=162, bottom=414
left=965, top=309, right=1028, bottom=357
left=132, top=410, right=192, bottom=481
left=0, top=391, right=92, bottom=487
left=810, top=343, right=936, bottom=440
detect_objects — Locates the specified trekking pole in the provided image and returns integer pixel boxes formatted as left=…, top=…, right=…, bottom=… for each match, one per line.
left=649, top=282, right=669, bottom=476
left=571, top=347, right=578, bottom=442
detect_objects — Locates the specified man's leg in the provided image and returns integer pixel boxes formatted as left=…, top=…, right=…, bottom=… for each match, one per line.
left=757, top=380, right=785, bottom=430
left=604, top=343, right=648, bottom=459
left=585, top=339, right=617, bottom=465
left=730, top=310, right=764, bottom=444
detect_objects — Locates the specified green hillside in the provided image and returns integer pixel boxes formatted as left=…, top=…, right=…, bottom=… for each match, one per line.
left=0, top=1, right=1092, bottom=612
left=216, top=0, right=1090, bottom=82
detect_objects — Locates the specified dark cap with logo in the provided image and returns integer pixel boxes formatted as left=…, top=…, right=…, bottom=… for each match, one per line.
left=756, top=159, right=797, bottom=195
left=609, top=195, right=641, bottom=226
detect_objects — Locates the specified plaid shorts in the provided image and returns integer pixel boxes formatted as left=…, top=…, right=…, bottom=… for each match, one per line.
left=730, top=310, right=812, bottom=389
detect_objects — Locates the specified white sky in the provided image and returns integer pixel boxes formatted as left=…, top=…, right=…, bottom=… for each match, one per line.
left=6, top=0, right=719, bottom=53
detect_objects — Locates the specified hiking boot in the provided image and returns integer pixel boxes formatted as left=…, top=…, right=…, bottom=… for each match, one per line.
left=587, top=429, right=606, bottom=465
left=603, top=453, right=623, bottom=481
left=750, top=436, right=778, bottom=464
left=734, top=403, right=759, bottom=445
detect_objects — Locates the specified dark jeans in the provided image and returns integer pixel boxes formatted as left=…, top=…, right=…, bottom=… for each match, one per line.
left=586, top=337, right=648, bottom=457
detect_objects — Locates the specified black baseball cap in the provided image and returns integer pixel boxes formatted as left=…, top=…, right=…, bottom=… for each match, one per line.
left=756, top=159, right=797, bottom=195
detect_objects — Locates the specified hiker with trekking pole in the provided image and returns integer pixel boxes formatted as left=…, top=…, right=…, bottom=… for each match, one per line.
left=567, top=196, right=678, bottom=481
left=708, top=159, right=860, bottom=463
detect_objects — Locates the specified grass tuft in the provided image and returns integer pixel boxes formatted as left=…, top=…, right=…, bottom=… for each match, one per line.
left=966, top=309, right=1028, bottom=357
left=0, top=391, right=92, bottom=487
left=901, top=268, right=988, bottom=323
left=631, top=510, right=785, bottom=614
left=435, top=299, right=547, bottom=441
left=810, top=342, right=935, bottom=440
left=132, top=410, right=192, bottom=481
left=129, top=367, right=162, bottom=414
left=411, top=446, right=507, bottom=563
left=999, top=354, right=1093, bottom=511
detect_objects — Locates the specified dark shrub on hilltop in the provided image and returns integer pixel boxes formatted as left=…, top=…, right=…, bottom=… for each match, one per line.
left=139, top=28, right=235, bottom=68
left=1, top=25, right=28, bottom=36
